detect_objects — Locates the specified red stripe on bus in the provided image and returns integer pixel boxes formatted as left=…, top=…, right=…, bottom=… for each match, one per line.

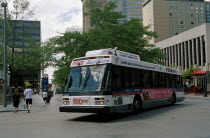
left=113, top=92, right=142, bottom=96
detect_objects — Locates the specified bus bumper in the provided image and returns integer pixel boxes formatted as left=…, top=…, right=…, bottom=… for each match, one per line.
left=59, top=106, right=111, bottom=113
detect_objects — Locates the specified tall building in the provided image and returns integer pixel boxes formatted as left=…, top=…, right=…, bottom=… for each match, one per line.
left=82, top=0, right=144, bottom=32
left=0, top=20, right=41, bottom=88
left=143, top=0, right=210, bottom=43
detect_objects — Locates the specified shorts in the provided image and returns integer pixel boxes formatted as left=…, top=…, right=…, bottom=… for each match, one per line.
left=26, top=99, right=32, bottom=105
left=43, top=97, right=47, bottom=101
left=13, top=101, right=19, bottom=108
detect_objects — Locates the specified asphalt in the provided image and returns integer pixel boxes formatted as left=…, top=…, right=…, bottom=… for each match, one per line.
left=1, top=92, right=209, bottom=113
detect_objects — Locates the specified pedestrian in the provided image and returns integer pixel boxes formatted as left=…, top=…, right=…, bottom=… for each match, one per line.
left=12, top=89, right=21, bottom=113
left=24, top=86, right=33, bottom=113
left=42, top=89, right=48, bottom=106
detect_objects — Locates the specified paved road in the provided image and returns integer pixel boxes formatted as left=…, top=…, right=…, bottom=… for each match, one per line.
left=0, top=95, right=210, bottom=138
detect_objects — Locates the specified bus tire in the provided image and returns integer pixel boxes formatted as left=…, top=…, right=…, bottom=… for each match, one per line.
left=133, top=96, right=142, bottom=114
left=171, top=93, right=176, bottom=105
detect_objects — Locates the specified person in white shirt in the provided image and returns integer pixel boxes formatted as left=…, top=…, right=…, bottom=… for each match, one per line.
left=24, top=86, right=33, bottom=113
left=42, top=89, right=48, bottom=106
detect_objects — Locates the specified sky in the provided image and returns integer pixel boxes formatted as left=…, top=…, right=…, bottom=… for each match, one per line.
left=29, top=0, right=82, bottom=41
left=28, top=0, right=83, bottom=81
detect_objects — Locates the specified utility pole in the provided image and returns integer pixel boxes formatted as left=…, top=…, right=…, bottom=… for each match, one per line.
left=204, top=73, right=208, bottom=97
left=1, top=2, right=7, bottom=107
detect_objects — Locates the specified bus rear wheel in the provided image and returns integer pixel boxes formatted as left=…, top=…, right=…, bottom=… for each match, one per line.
left=133, top=98, right=142, bottom=114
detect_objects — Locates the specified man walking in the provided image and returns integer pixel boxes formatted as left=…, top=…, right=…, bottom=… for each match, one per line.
left=24, top=86, right=33, bottom=113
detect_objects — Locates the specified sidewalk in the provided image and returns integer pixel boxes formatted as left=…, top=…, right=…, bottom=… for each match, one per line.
left=0, top=99, right=26, bottom=113
left=0, top=94, right=62, bottom=113
left=184, top=92, right=210, bottom=98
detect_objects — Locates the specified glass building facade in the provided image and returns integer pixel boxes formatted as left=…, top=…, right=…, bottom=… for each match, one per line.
left=143, top=0, right=210, bottom=43
left=109, top=0, right=143, bottom=21
left=0, top=20, right=41, bottom=87
left=82, top=0, right=143, bottom=32
left=168, top=0, right=210, bottom=37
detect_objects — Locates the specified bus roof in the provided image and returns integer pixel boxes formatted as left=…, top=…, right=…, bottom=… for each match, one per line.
left=71, top=48, right=182, bottom=75
left=85, top=48, right=140, bottom=61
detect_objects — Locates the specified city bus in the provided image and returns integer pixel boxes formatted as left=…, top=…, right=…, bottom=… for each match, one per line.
left=59, top=48, right=185, bottom=114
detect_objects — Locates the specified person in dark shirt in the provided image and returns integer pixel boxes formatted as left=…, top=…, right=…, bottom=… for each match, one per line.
left=12, top=89, right=21, bottom=113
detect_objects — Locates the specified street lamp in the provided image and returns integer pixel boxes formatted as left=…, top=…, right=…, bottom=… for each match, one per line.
left=1, top=2, right=7, bottom=107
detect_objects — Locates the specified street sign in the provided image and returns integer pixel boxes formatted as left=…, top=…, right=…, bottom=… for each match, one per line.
left=42, top=78, right=49, bottom=92
left=42, top=74, right=48, bottom=78
left=0, top=79, right=4, bottom=84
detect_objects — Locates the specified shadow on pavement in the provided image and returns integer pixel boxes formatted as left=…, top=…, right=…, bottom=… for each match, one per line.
left=67, top=103, right=190, bottom=123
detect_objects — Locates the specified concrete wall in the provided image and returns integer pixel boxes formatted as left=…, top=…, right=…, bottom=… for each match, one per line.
left=156, top=23, right=209, bottom=71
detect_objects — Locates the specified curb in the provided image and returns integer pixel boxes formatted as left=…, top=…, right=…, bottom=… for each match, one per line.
left=0, top=109, right=26, bottom=113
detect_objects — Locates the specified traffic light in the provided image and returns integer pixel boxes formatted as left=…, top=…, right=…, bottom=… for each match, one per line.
left=8, top=65, right=11, bottom=74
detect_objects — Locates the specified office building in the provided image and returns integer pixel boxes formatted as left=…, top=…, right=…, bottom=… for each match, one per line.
left=82, top=0, right=144, bottom=32
left=143, top=0, right=210, bottom=43
left=0, top=20, right=41, bottom=87
left=156, top=23, right=210, bottom=71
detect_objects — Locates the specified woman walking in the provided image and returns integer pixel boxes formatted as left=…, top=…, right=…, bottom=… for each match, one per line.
left=12, top=89, right=21, bottom=113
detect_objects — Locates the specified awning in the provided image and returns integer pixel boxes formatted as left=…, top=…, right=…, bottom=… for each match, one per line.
left=192, top=70, right=206, bottom=75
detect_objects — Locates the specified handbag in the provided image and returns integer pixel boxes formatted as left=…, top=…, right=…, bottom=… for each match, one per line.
left=23, top=103, right=26, bottom=109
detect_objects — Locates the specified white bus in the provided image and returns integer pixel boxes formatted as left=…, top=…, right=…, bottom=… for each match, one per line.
left=59, top=48, right=185, bottom=113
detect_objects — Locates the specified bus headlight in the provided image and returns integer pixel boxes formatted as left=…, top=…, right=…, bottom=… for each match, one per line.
left=63, top=101, right=69, bottom=105
left=95, top=101, right=104, bottom=105
left=63, top=98, right=69, bottom=105
left=95, top=98, right=105, bottom=105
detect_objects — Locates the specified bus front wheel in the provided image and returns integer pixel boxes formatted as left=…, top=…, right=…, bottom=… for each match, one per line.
left=133, top=97, right=142, bottom=114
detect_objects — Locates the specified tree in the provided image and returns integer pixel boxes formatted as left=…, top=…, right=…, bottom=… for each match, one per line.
left=52, top=67, right=69, bottom=87
left=50, top=32, right=85, bottom=86
left=49, top=0, right=165, bottom=86
left=0, top=0, right=53, bottom=86
left=83, top=0, right=165, bottom=64
left=182, top=65, right=201, bottom=79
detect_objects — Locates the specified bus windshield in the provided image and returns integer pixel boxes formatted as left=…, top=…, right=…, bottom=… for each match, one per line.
left=66, top=64, right=108, bottom=92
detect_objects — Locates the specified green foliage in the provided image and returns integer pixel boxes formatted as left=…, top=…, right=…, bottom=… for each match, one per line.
left=12, top=42, right=54, bottom=73
left=48, top=0, right=165, bottom=86
left=84, top=0, right=163, bottom=64
left=0, top=0, right=54, bottom=86
left=52, top=67, right=69, bottom=87
left=182, top=65, right=201, bottom=79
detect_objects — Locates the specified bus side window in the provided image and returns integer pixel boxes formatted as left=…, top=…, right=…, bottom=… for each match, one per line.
left=159, top=73, right=165, bottom=88
left=131, top=69, right=136, bottom=88
left=176, top=76, right=181, bottom=88
left=170, top=75, right=176, bottom=88
left=133, top=69, right=142, bottom=88
left=112, top=66, right=121, bottom=91
left=121, top=67, right=131, bottom=88
left=143, top=70, right=151, bottom=89
left=139, top=69, right=143, bottom=88
left=166, top=74, right=170, bottom=88
left=152, top=72, right=159, bottom=88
